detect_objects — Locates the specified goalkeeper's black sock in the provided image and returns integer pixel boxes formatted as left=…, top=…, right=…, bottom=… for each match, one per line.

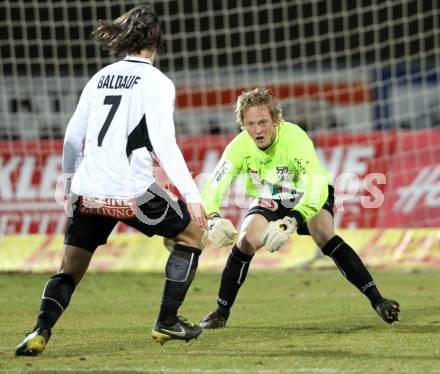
left=216, top=245, right=253, bottom=317
left=158, top=244, right=201, bottom=326
left=35, top=273, right=76, bottom=330
left=321, top=235, right=383, bottom=306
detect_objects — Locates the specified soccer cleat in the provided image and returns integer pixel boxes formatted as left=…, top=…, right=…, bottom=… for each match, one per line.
left=151, top=316, right=202, bottom=345
left=373, top=298, right=400, bottom=324
left=200, top=309, right=228, bottom=329
left=15, top=328, right=51, bottom=356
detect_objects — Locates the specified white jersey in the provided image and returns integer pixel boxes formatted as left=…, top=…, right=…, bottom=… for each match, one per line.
left=62, top=56, right=200, bottom=202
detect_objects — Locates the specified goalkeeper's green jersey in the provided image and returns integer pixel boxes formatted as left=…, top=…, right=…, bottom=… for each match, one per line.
left=201, top=121, right=331, bottom=223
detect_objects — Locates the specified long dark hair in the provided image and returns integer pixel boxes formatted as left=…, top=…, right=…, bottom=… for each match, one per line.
left=91, top=3, right=163, bottom=57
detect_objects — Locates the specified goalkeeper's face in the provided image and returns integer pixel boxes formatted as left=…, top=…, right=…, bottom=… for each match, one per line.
left=242, top=105, right=278, bottom=150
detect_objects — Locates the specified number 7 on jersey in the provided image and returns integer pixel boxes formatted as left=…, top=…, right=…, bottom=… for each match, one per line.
left=98, top=95, right=122, bottom=146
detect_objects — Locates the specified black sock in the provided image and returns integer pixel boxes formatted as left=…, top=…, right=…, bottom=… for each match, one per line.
left=35, top=273, right=76, bottom=330
left=321, top=235, right=383, bottom=306
left=216, top=245, right=253, bottom=317
left=158, top=244, right=201, bottom=326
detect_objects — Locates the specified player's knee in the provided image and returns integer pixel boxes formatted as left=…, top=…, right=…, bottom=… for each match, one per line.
left=315, top=233, right=335, bottom=249
left=174, top=222, right=205, bottom=250
left=312, top=226, right=335, bottom=249
left=237, top=230, right=262, bottom=255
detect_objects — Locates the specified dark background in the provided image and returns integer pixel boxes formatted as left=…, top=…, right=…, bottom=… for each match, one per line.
left=1, top=0, right=438, bottom=76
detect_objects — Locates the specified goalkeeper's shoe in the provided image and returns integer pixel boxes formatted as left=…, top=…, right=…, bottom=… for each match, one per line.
left=15, top=328, right=51, bottom=356
left=151, top=316, right=202, bottom=345
left=373, top=298, right=400, bottom=324
left=199, top=309, right=228, bottom=329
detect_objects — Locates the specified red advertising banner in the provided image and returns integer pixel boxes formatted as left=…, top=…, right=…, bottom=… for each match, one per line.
left=1, top=130, right=439, bottom=234
left=376, top=131, right=440, bottom=227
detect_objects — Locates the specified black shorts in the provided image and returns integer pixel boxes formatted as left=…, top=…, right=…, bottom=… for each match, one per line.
left=64, top=184, right=191, bottom=253
left=245, top=185, right=334, bottom=236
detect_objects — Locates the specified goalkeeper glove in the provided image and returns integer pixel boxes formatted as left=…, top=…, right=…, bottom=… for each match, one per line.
left=260, top=216, right=297, bottom=252
left=207, top=217, right=238, bottom=248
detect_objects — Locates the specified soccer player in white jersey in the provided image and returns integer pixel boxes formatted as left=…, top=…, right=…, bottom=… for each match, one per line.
left=16, top=4, right=207, bottom=356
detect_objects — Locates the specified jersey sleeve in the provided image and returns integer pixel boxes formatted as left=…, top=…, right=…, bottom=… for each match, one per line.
left=146, top=78, right=201, bottom=203
left=201, top=140, right=243, bottom=216
left=289, top=127, right=329, bottom=224
left=62, top=81, right=92, bottom=188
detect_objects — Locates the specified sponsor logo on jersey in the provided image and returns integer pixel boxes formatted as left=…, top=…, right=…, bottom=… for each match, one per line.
left=252, top=198, right=279, bottom=211
left=276, top=166, right=292, bottom=181
left=79, top=196, right=136, bottom=219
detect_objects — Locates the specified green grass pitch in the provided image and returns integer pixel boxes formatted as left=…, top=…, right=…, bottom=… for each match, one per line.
left=1, top=270, right=440, bottom=373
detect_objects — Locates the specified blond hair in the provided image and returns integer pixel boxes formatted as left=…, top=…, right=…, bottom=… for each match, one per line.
left=235, top=87, right=282, bottom=126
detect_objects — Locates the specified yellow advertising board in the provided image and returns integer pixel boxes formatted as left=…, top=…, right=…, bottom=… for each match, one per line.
left=0, top=229, right=439, bottom=272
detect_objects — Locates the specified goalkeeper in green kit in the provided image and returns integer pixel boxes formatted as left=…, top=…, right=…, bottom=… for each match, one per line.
left=200, top=88, right=400, bottom=328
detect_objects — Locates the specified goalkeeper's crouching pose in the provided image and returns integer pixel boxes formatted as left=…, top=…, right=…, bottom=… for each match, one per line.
left=199, top=87, right=400, bottom=329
